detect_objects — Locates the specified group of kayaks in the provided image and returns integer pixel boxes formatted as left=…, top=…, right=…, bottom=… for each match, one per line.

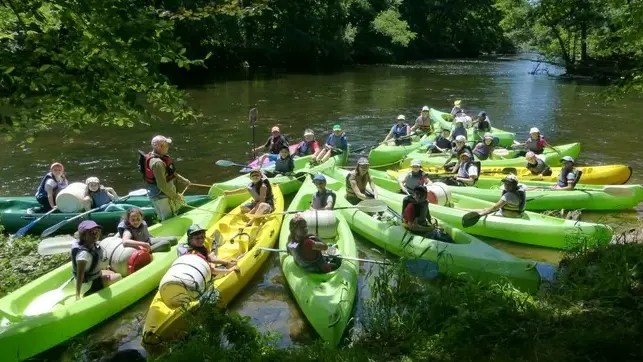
left=0, top=106, right=641, bottom=360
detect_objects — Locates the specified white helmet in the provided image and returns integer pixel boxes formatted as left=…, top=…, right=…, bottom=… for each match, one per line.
left=455, top=135, right=466, bottom=143
left=85, top=177, right=100, bottom=185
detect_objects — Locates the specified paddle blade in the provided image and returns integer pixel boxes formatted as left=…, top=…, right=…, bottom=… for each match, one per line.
left=127, top=189, right=148, bottom=197
left=38, top=235, right=76, bottom=256
left=355, top=199, right=388, bottom=214
left=23, top=277, right=76, bottom=316
left=461, top=212, right=482, bottom=228
left=249, top=108, right=258, bottom=124
left=216, top=160, right=236, bottom=167
left=12, top=220, right=38, bottom=241
left=493, top=149, right=510, bottom=157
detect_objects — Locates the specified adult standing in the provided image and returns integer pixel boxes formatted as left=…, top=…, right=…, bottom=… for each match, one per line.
left=140, top=135, right=190, bottom=221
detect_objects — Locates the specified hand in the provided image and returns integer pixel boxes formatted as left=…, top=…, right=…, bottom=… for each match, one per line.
left=76, top=294, right=81, bottom=301
left=141, top=243, right=152, bottom=253
left=232, top=265, right=241, bottom=272
left=226, top=259, right=238, bottom=267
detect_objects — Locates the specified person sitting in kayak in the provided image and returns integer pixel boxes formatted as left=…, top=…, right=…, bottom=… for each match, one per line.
left=472, top=133, right=498, bottom=161
left=551, top=156, right=581, bottom=191
left=310, top=174, right=336, bottom=210
left=402, top=186, right=454, bottom=243
left=72, top=221, right=121, bottom=300
left=410, top=106, right=433, bottom=135
left=442, top=135, right=473, bottom=172
left=471, top=111, right=492, bottom=133
left=345, top=157, right=378, bottom=205
left=83, top=177, right=118, bottom=210
left=383, top=115, right=411, bottom=146
left=312, top=124, right=348, bottom=164
left=450, top=100, right=463, bottom=117
left=118, top=207, right=177, bottom=253
left=448, top=118, right=468, bottom=144
left=295, top=129, right=320, bottom=156
left=525, top=151, right=553, bottom=177
left=455, top=152, right=480, bottom=186
left=512, top=127, right=553, bottom=157
left=427, top=129, right=452, bottom=154
left=261, top=145, right=294, bottom=177
left=400, top=159, right=432, bottom=195
left=225, top=168, right=275, bottom=226
left=178, top=224, right=240, bottom=274
left=33, top=162, right=69, bottom=213
left=287, top=214, right=341, bottom=274
left=469, top=175, right=526, bottom=218
left=253, top=126, right=289, bottom=162
left=454, top=111, right=473, bottom=128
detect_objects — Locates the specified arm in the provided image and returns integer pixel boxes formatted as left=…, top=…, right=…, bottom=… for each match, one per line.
left=400, top=174, right=410, bottom=195
left=210, top=264, right=241, bottom=274
left=324, top=194, right=335, bottom=210
left=105, top=187, right=119, bottom=200
left=479, top=199, right=506, bottom=215
left=223, top=187, right=250, bottom=196
left=150, top=159, right=181, bottom=200
left=252, top=138, right=271, bottom=153
left=121, top=230, right=151, bottom=251
left=383, top=128, right=394, bottom=142
left=368, top=176, right=378, bottom=199
left=350, top=179, right=368, bottom=200
left=75, top=260, right=87, bottom=300
left=288, top=158, right=295, bottom=173
left=208, top=252, right=237, bottom=267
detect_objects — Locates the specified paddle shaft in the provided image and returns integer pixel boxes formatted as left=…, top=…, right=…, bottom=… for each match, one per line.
left=258, top=247, right=391, bottom=265
left=250, top=108, right=257, bottom=160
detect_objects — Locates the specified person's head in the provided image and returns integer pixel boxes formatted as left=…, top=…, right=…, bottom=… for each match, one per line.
left=525, top=151, right=537, bottom=163
left=397, top=114, right=406, bottom=124
left=124, top=207, right=145, bottom=228
left=502, top=174, right=519, bottom=192
left=151, top=135, right=172, bottom=156
left=561, top=156, right=575, bottom=169
left=187, top=224, right=207, bottom=248
left=455, top=119, right=464, bottom=128
left=50, top=162, right=64, bottom=178
left=85, top=176, right=100, bottom=192
left=478, top=111, right=487, bottom=120
left=271, top=126, right=280, bottom=137
left=78, top=220, right=102, bottom=246
left=249, top=168, right=263, bottom=184
left=454, top=100, right=462, bottom=107
left=289, top=214, right=308, bottom=239
left=356, top=157, right=369, bottom=174
left=279, top=145, right=290, bottom=158
left=332, top=124, right=342, bottom=135
left=410, top=159, right=422, bottom=173
left=483, top=133, right=494, bottom=145
left=313, top=174, right=327, bottom=191
left=421, top=106, right=430, bottom=115
left=529, top=127, right=540, bottom=139
left=455, top=135, right=466, bottom=147
left=459, top=151, right=472, bottom=162
left=413, top=185, right=428, bottom=202
left=304, top=129, right=315, bottom=142
left=440, top=129, right=450, bottom=138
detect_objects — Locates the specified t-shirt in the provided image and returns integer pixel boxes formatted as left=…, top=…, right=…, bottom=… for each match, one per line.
left=499, top=192, right=522, bottom=218
left=76, top=249, right=107, bottom=282
left=44, top=179, right=58, bottom=193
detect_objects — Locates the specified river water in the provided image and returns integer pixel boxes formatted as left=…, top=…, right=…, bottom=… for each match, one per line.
left=2, top=54, right=642, bottom=361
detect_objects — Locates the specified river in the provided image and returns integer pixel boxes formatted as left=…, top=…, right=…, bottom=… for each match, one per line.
left=2, top=54, right=642, bottom=361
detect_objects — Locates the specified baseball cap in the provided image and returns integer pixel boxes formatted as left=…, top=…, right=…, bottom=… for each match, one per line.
left=478, top=111, right=486, bottom=117
left=313, top=174, right=326, bottom=183
left=151, top=135, right=172, bottom=146
left=529, top=127, right=540, bottom=134
left=502, top=174, right=519, bottom=183
left=397, top=115, right=406, bottom=120
left=304, top=129, right=314, bottom=136
left=187, top=224, right=206, bottom=236
left=357, top=157, right=369, bottom=165
left=561, top=156, right=575, bottom=163
left=78, top=220, right=102, bottom=232
left=459, top=152, right=472, bottom=159
left=422, top=106, right=430, bottom=111
left=333, top=124, right=342, bottom=131
left=271, top=126, right=280, bottom=132
left=411, top=159, right=422, bottom=167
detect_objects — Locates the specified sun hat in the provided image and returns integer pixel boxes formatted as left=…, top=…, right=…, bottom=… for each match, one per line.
left=529, top=127, right=540, bottom=134
left=151, top=135, right=172, bottom=146
left=50, top=162, right=64, bottom=171
left=78, top=220, right=102, bottom=232
left=525, top=151, right=536, bottom=159
left=187, top=224, right=206, bottom=236
left=85, top=177, right=100, bottom=185
left=561, top=156, right=575, bottom=163
left=397, top=115, right=406, bottom=120
left=271, top=126, right=280, bottom=132
left=249, top=168, right=263, bottom=177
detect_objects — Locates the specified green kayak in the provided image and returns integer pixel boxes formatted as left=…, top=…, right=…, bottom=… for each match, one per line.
left=208, top=146, right=349, bottom=205
left=400, top=142, right=581, bottom=169
left=430, top=108, right=516, bottom=147
left=368, top=134, right=430, bottom=167
left=0, top=196, right=227, bottom=362
left=325, top=179, right=546, bottom=293
left=324, top=168, right=613, bottom=249
left=278, top=177, right=358, bottom=345
left=0, top=195, right=212, bottom=235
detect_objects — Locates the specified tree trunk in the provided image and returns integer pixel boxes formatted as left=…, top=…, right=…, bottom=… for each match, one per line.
left=580, top=21, right=588, bottom=65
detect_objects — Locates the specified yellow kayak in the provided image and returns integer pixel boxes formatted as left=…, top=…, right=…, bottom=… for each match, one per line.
left=388, top=164, right=632, bottom=185
left=142, top=186, right=285, bottom=344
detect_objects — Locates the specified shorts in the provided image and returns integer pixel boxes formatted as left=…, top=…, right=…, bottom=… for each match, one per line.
left=266, top=154, right=279, bottom=162
left=243, top=201, right=274, bottom=212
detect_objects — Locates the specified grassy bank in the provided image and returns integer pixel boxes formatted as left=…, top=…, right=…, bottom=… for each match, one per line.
left=151, top=241, right=643, bottom=362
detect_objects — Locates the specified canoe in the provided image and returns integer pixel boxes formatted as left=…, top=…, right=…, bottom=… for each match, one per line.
left=208, top=146, right=350, bottom=207
left=388, top=164, right=632, bottom=185
left=430, top=108, right=516, bottom=147
left=383, top=169, right=643, bottom=211
left=400, top=142, right=581, bottom=169
left=0, top=195, right=212, bottom=235
left=0, top=196, right=226, bottom=362
left=368, top=134, right=429, bottom=167
left=323, top=168, right=613, bottom=249
left=325, top=178, right=545, bottom=293
left=278, top=177, right=357, bottom=345
left=142, top=186, right=284, bottom=344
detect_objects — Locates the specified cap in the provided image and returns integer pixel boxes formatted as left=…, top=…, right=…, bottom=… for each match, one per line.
left=454, top=100, right=462, bottom=106
left=357, top=157, right=369, bottom=165
left=529, top=127, right=540, bottom=134
left=455, top=135, right=466, bottom=142
left=561, top=156, right=575, bottom=163
left=502, top=174, right=519, bottom=183
left=271, top=126, right=280, bottom=132
left=304, top=129, right=314, bottom=136
left=187, top=224, right=206, bottom=236
left=85, top=177, right=100, bottom=185
left=249, top=168, right=263, bottom=177
left=151, top=135, right=172, bottom=146
left=78, top=220, right=102, bottom=232
left=333, top=124, right=342, bottom=131
left=397, top=115, right=406, bottom=120
left=50, top=162, right=64, bottom=171
left=459, top=152, right=472, bottom=159
left=525, top=151, right=536, bottom=159
left=422, top=106, right=430, bottom=111
left=483, top=133, right=493, bottom=139
left=410, top=159, right=422, bottom=167
left=313, top=174, right=326, bottom=182
left=478, top=111, right=486, bottom=117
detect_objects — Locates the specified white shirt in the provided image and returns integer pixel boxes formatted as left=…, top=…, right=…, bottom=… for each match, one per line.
left=76, top=248, right=107, bottom=282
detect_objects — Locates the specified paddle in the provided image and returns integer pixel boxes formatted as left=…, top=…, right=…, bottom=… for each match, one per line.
left=10, top=207, right=58, bottom=242
left=22, top=277, right=75, bottom=317
left=189, top=183, right=213, bottom=188
left=38, top=234, right=77, bottom=256
left=215, top=160, right=249, bottom=168
left=257, top=247, right=391, bottom=265
left=250, top=108, right=258, bottom=159
left=379, top=131, right=420, bottom=146
left=461, top=209, right=496, bottom=228
left=40, top=189, right=148, bottom=238
left=273, top=200, right=388, bottom=215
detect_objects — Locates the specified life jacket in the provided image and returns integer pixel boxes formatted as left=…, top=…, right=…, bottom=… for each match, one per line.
left=312, top=189, right=336, bottom=210
left=345, top=171, right=369, bottom=198
left=557, top=168, right=582, bottom=188
left=457, top=160, right=481, bottom=184
left=327, top=133, right=347, bottom=150
left=268, top=135, right=289, bottom=154
left=274, top=156, right=293, bottom=173
left=451, top=127, right=467, bottom=141
left=473, top=142, right=494, bottom=160
left=526, top=158, right=549, bottom=175
left=525, top=136, right=545, bottom=154
left=288, top=235, right=323, bottom=264
left=455, top=145, right=474, bottom=158
left=434, top=136, right=451, bottom=149
left=71, top=241, right=101, bottom=281
left=477, top=118, right=491, bottom=132
left=177, top=243, right=209, bottom=260
left=139, top=151, right=176, bottom=184
left=117, top=220, right=151, bottom=243
left=89, top=189, right=112, bottom=208
left=415, top=116, right=432, bottom=131
left=500, top=188, right=526, bottom=217
left=402, top=196, right=431, bottom=226
left=297, top=140, right=319, bottom=156
left=35, top=172, right=67, bottom=200
left=248, top=178, right=274, bottom=206
left=404, top=171, right=427, bottom=193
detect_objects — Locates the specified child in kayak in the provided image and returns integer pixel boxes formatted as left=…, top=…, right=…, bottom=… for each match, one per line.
left=442, top=135, right=473, bottom=172
left=427, top=129, right=452, bottom=154
left=410, top=106, right=433, bottom=135
left=345, top=157, right=378, bottom=205
left=178, top=224, right=240, bottom=274
left=287, top=214, right=341, bottom=273
left=83, top=177, right=119, bottom=210
left=466, top=175, right=526, bottom=218
left=310, top=174, right=336, bottom=210
left=512, top=127, right=554, bottom=157
left=296, top=129, right=319, bottom=156
left=448, top=118, right=468, bottom=143
left=72, top=220, right=121, bottom=300
left=33, top=162, right=69, bottom=213
left=400, top=159, right=432, bottom=195
left=311, top=124, right=348, bottom=164
left=455, top=152, right=480, bottom=186
left=253, top=126, right=289, bottom=162
left=525, top=151, right=553, bottom=176
left=550, top=156, right=581, bottom=191
left=118, top=207, right=177, bottom=253
left=225, top=168, right=274, bottom=226
left=383, top=115, right=411, bottom=145
left=472, top=133, right=498, bottom=160
left=402, top=186, right=454, bottom=243
left=261, top=145, right=294, bottom=177
left=472, top=111, right=492, bottom=133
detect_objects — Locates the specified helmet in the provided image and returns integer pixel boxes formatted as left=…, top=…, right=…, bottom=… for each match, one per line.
left=357, top=157, right=369, bottom=166
left=478, top=111, right=486, bottom=117
left=454, top=100, right=462, bottom=106
left=85, top=177, right=100, bottom=185
left=455, top=135, right=466, bottom=143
